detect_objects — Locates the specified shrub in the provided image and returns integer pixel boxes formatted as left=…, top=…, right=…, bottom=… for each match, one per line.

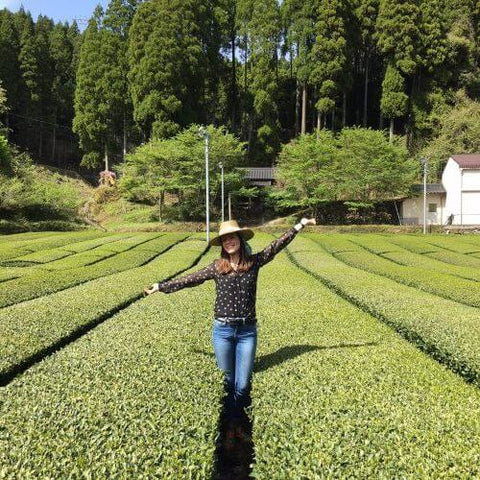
left=0, top=234, right=203, bottom=379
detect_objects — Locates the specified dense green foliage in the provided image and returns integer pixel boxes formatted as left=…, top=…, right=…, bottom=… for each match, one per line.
left=0, top=243, right=223, bottom=477
left=420, top=91, right=480, bottom=178
left=0, top=8, right=81, bottom=164
left=0, top=234, right=201, bottom=379
left=292, top=234, right=480, bottom=386
left=1, top=231, right=480, bottom=475
left=270, top=128, right=416, bottom=216
left=117, top=125, right=255, bottom=221
left=1, top=0, right=480, bottom=173
left=0, top=144, right=85, bottom=222
left=249, top=232, right=480, bottom=478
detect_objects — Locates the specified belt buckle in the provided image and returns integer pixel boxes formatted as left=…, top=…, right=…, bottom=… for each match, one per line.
left=216, top=316, right=250, bottom=326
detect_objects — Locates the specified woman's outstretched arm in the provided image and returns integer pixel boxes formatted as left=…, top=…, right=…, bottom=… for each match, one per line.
left=256, top=217, right=316, bottom=267
left=143, top=261, right=216, bottom=296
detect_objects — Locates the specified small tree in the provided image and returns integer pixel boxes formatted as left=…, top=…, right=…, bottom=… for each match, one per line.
left=270, top=127, right=417, bottom=219
left=117, top=125, right=254, bottom=221
left=269, top=131, right=338, bottom=217
left=335, top=127, right=417, bottom=202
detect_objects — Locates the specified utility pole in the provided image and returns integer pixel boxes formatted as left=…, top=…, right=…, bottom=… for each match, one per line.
left=421, top=157, right=428, bottom=234
left=199, top=127, right=210, bottom=244
left=219, top=162, right=224, bottom=222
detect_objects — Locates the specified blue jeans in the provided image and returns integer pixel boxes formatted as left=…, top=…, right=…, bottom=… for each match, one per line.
left=212, top=319, right=257, bottom=421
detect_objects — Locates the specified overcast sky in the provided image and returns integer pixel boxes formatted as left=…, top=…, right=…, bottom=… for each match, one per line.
left=0, top=0, right=110, bottom=27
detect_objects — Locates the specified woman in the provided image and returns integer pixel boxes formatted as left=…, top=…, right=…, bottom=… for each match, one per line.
left=143, top=217, right=315, bottom=442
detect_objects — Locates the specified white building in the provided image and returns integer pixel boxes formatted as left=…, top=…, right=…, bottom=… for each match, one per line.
left=442, top=154, right=480, bottom=225
left=400, top=154, right=480, bottom=226
left=400, top=183, right=446, bottom=225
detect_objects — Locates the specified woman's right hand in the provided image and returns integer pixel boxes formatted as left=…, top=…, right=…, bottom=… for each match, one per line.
left=143, top=284, right=159, bottom=296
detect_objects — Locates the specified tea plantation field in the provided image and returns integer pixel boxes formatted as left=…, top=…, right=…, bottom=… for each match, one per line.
left=1, top=230, right=480, bottom=478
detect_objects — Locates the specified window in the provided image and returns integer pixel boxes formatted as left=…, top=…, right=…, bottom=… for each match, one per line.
left=428, top=203, right=437, bottom=213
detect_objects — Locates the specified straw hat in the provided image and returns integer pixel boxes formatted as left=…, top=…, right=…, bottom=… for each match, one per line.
left=209, top=220, right=254, bottom=246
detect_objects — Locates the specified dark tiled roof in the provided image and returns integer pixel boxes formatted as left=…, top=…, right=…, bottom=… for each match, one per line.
left=237, top=167, right=276, bottom=181
left=411, top=183, right=446, bottom=194
left=450, top=154, right=480, bottom=168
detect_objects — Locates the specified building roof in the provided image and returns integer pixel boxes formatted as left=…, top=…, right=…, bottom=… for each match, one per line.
left=237, top=167, right=276, bottom=181
left=450, top=154, right=480, bottom=168
left=411, top=183, right=446, bottom=194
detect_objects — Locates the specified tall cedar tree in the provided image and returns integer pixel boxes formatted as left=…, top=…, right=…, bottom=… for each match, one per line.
left=49, top=23, right=75, bottom=164
left=282, top=0, right=317, bottom=135
left=0, top=10, right=21, bottom=124
left=238, top=0, right=281, bottom=164
left=376, top=0, right=421, bottom=139
left=128, top=0, right=217, bottom=140
left=355, top=0, right=380, bottom=127
left=34, top=15, right=55, bottom=160
left=103, top=0, right=138, bottom=160
left=309, top=0, right=347, bottom=131
left=408, top=0, right=448, bottom=149
left=17, top=10, right=44, bottom=157
left=74, top=7, right=124, bottom=168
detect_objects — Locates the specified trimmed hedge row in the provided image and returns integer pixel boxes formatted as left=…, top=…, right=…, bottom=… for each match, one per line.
left=246, top=234, right=480, bottom=478
left=288, top=235, right=480, bottom=386
left=31, top=234, right=143, bottom=272
left=427, top=236, right=480, bottom=254
left=0, top=235, right=206, bottom=380
left=0, top=231, right=58, bottom=243
left=11, top=233, right=154, bottom=266
left=0, top=230, right=106, bottom=262
left=59, top=233, right=134, bottom=253
left=350, top=234, right=480, bottom=282
left=0, top=234, right=185, bottom=307
left=0, top=248, right=223, bottom=477
left=0, top=234, right=131, bottom=283
left=389, top=235, right=480, bottom=268
left=312, top=234, right=480, bottom=308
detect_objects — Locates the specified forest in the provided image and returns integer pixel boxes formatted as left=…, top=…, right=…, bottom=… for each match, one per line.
left=0, top=0, right=479, bottom=175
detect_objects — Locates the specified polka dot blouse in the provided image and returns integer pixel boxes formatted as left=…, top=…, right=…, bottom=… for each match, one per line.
left=156, top=226, right=300, bottom=321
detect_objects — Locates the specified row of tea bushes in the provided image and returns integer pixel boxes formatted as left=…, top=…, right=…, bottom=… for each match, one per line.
left=0, top=249, right=223, bottom=477
left=246, top=234, right=480, bottom=478
left=311, top=235, right=480, bottom=308
left=288, top=235, right=480, bottom=386
left=347, top=234, right=480, bottom=282
left=426, top=236, right=480, bottom=254
left=0, top=233, right=131, bottom=279
left=33, top=234, right=150, bottom=272
left=0, top=230, right=106, bottom=262
left=0, top=236, right=206, bottom=380
left=0, top=234, right=185, bottom=307
left=6, top=233, right=135, bottom=265
left=21, top=233, right=156, bottom=262
left=388, top=236, right=480, bottom=268
left=0, top=231, right=62, bottom=242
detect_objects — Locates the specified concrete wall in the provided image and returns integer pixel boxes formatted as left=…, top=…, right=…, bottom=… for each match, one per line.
left=400, top=193, right=446, bottom=225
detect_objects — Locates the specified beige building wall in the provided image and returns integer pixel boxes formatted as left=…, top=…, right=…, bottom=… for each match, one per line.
left=401, top=193, right=446, bottom=225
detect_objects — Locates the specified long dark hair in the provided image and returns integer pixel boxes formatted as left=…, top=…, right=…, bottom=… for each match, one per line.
left=216, top=233, right=254, bottom=274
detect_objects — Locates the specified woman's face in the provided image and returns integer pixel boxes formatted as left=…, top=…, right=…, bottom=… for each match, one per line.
left=221, top=233, right=241, bottom=256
